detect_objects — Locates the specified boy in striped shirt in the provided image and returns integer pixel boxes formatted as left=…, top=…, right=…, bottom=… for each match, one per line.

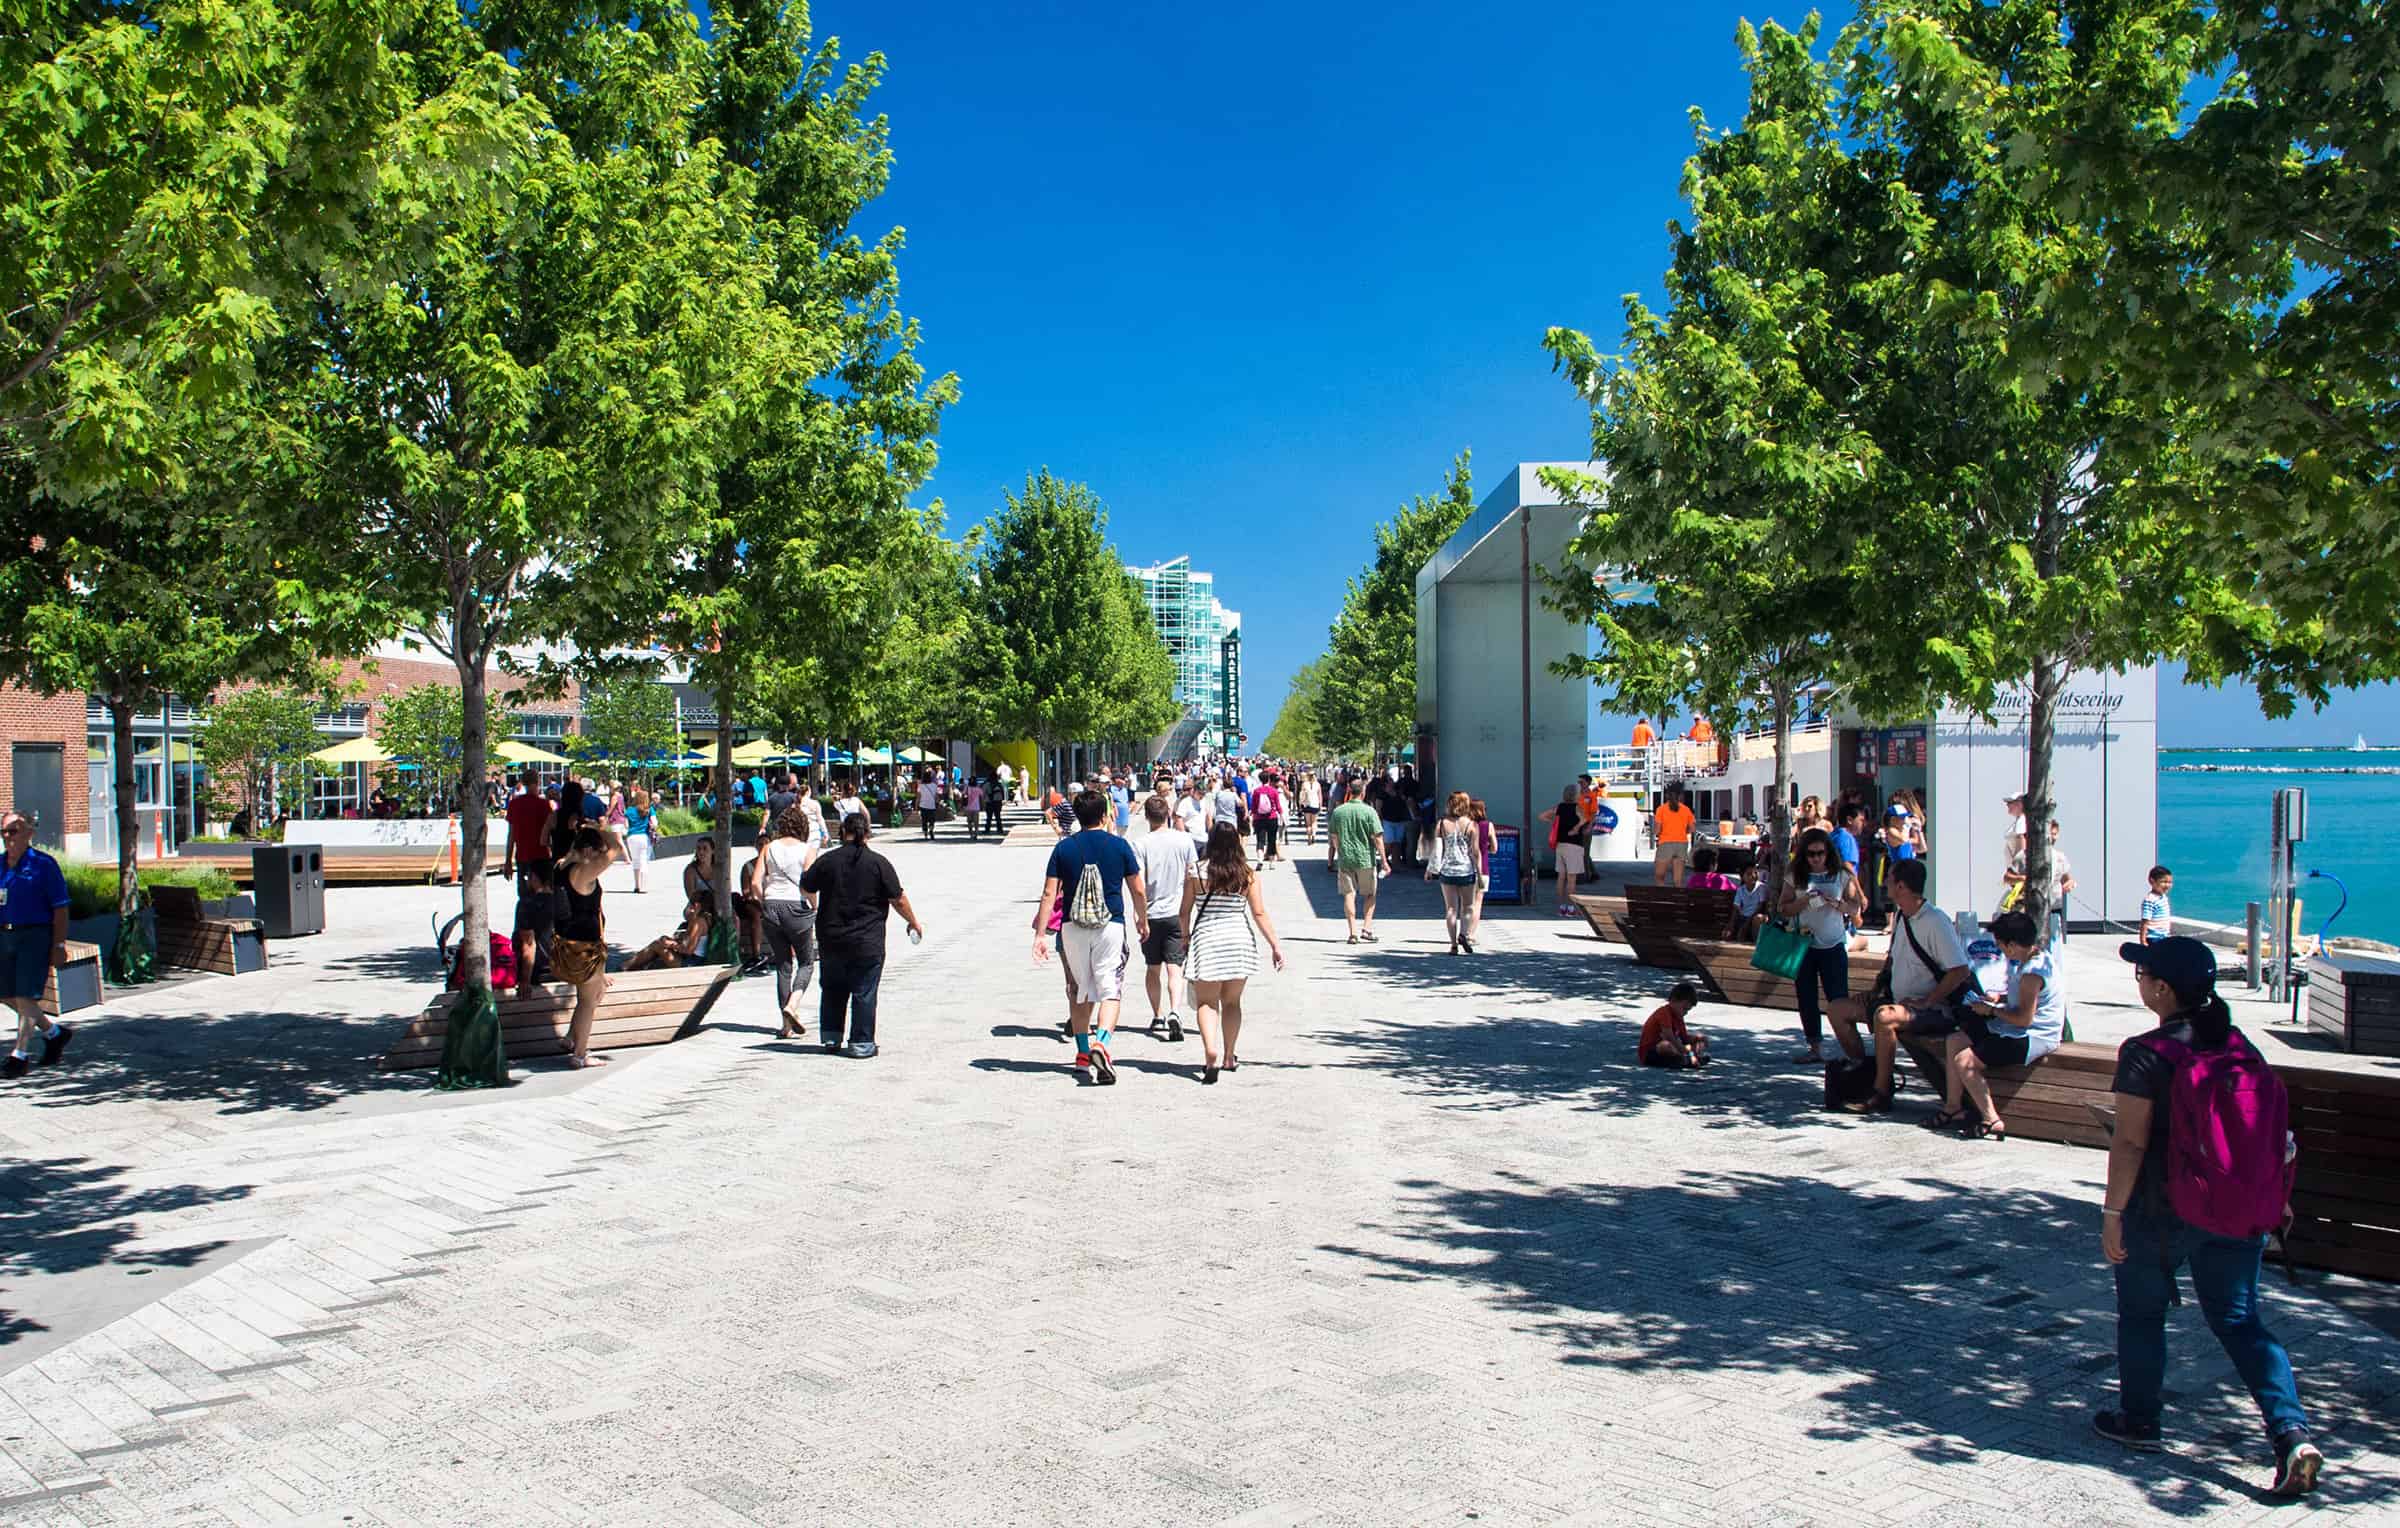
left=2138, top=866, right=2173, bottom=943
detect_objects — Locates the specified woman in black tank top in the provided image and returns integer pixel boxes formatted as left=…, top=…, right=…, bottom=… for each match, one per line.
left=551, top=822, right=621, bottom=1067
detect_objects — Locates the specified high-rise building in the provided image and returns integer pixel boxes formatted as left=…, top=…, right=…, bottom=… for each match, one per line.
left=1126, top=556, right=1241, bottom=753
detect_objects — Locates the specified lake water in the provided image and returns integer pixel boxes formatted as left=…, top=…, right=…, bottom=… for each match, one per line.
left=2157, top=748, right=2400, bottom=944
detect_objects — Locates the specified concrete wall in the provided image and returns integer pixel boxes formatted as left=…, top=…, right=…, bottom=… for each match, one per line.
left=1929, top=666, right=2157, bottom=928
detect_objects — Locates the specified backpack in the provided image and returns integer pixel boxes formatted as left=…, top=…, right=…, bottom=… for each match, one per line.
left=2140, top=1027, right=2293, bottom=1240
left=1068, top=859, right=1112, bottom=929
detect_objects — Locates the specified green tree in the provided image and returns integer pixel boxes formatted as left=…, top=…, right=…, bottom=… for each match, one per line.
left=967, top=471, right=1173, bottom=772
left=299, top=0, right=772, bottom=1013
left=1311, top=453, right=1475, bottom=760
left=377, top=684, right=510, bottom=814
left=571, top=675, right=680, bottom=774
left=1543, top=18, right=1905, bottom=871
left=1830, top=0, right=2282, bottom=924
left=640, top=0, right=953, bottom=922
left=1890, top=0, right=2395, bottom=707
left=200, top=684, right=335, bottom=828
left=0, top=0, right=534, bottom=503
left=1262, top=656, right=1329, bottom=760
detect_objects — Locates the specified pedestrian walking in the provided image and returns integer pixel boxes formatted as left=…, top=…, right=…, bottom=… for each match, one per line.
left=1468, top=797, right=1497, bottom=930
left=1297, top=769, right=1324, bottom=845
left=1182, top=823, right=1286, bottom=1083
left=1135, top=795, right=1197, bottom=1042
left=1328, top=785, right=1386, bottom=943
left=1427, top=790, right=1481, bottom=954
left=1538, top=782, right=1585, bottom=917
left=1, top=811, right=74, bottom=1080
left=962, top=777, right=985, bottom=840
left=2095, top=937, right=2322, bottom=1497
left=1779, top=827, right=1864, bottom=1064
left=917, top=773, right=942, bottom=841
left=758, top=805, right=821, bottom=1038
left=623, top=786, right=656, bottom=894
left=1250, top=771, right=1285, bottom=864
left=1033, top=790, right=1150, bottom=1085
left=551, top=822, right=622, bottom=1068
left=800, top=812, right=922, bottom=1058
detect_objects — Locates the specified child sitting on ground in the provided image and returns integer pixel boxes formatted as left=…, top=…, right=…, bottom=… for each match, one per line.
left=1639, top=983, right=1710, bottom=1068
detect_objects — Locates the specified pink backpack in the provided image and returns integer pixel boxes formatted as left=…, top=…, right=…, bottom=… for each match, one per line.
left=2141, top=1027, right=2292, bottom=1239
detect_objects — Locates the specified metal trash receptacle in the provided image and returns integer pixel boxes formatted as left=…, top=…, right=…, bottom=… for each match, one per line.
left=252, top=845, right=324, bottom=938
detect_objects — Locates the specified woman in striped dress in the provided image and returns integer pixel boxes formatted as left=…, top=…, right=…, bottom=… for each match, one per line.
left=1180, top=824, right=1286, bottom=1084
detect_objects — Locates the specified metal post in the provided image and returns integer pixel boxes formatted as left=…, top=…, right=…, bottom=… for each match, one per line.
left=2245, top=901, right=2263, bottom=989
left=1519, top=505, right=1534, bottom=902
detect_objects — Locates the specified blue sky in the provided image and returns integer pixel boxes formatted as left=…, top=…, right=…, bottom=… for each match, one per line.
left=802, top=0, right=2398, bottom=749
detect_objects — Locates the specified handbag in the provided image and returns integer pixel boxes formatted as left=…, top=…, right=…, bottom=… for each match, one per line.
left=1750, top=920, right=1809, bottom=979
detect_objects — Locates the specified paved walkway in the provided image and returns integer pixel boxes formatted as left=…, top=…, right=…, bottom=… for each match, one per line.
left=2, top=817, right=2396, bottom=1524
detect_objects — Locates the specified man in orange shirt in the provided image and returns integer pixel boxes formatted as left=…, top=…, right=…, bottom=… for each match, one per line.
left=1684, top=716, right=1716, bottom=743
left=1630, top=718, right=1657, bottom=749
left=1652, top=782, right=1697, bottom=885
left=1639, top=983, right=1709, bottom=1067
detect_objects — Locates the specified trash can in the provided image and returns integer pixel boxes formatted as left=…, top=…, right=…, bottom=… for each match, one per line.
left=1486, top=825, right=1523, bottom=905
left=252, top=845, right=324, bottom=938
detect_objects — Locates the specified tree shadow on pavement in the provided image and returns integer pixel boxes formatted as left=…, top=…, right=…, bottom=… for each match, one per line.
left=12, top=1008, right=428, bottom=1119
left=1320, top=1167, right=2400, bottom=1517
left=0, top=1156, right=248, bottom=1281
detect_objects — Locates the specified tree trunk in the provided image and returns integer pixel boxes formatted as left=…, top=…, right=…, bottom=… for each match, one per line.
left=713, top=677, right=737, bottom=924
left=110, top=696, right=140, bottom=920
left=2023, top=655, right=2063, bottom=930
left=1768, top=682, right=1794, bottom=898
left=454, top=602, right=492, bottom=992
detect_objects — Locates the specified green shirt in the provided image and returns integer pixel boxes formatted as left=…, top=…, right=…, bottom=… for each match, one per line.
left=1330, top=800, right=1383, bottom=870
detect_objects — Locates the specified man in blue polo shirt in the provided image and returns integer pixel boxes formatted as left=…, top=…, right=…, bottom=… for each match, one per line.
left=2, top=810, right=75, bottom=1079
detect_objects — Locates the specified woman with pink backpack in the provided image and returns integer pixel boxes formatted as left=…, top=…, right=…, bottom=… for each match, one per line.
left=2094, top=937, right=2321, bottom=1497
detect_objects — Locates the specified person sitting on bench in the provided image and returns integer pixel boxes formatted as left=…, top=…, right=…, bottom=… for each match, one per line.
left=1728, top=860, right=1768, bottom=942
left=1827, top=858, right=1973, bottom=1112
left=1683, top=847, right=1737, bottom=892
left=627, top=898, right=716, bottom=971
left=1639, top=983, right=1710, bottom=1068
left=1928, top=909, right=2066, bottom=1139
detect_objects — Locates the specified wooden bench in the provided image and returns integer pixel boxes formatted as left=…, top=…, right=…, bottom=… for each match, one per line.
left=2282, top=1064, right=2400, bottom=1282
left=1895, top=1036, right=2118, bottom=1149
left=378, top=964, right=733, bottom=1071
left=1617, top=885, right=1738, bottom=969
left=149, top=885, right=268, bottom=976
left=1570, top=894, right=1629, bottom=944
left=40, top=939, right=104, bottom=1017
left=223, top=848, right=485, bottom=886
left=1679, top=937, right=1889, bottom=1012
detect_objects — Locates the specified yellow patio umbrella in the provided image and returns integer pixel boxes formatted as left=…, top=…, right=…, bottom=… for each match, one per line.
left=728, top=738, right=789, bottom=767
left=494, top=739, right=571, bottom=766
left=896, top=745, right=940, bottom=764
left=853, top=745, right=896, bottom=765
left=309, top=737, right=391, bottom=765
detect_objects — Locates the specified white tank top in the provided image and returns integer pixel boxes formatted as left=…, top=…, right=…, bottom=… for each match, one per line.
left=762, top=838, right=813, bottom=902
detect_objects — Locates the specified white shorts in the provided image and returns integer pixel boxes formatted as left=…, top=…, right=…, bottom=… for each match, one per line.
left=1060, top=920, right=1130, bottom=1005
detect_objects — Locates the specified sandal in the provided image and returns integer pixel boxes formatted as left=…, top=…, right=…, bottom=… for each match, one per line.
left=1971, top=1118, right=2009, bottom=1141
left=1922, top=1107, right=1970, bottom=1132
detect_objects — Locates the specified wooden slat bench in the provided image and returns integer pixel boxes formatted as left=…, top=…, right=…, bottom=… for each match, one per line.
left=378, top=965, right=734, bottom=1071
left=2282, top=1064, right=2400, bottom=1282
left=1617, top=885, right=1738, bottom=969
left=41, top=939, right=104, bottom=1017
left=222, top=848, right=489, bottom=886
left=149, top=885, right=268, bottom=976
left=1679, top=938, right=1889, bottom=1012
left=1895, top=1036, right=2119, bottom=1149
left=1570, top=894, right=1629, bottom=944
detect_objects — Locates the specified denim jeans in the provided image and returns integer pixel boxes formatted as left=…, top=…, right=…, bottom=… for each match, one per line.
left=2115, top=1209, right=2307, bottom=1439
left=819, top=950, right=884, bottom=1047
left=1793, top=943, right=1848, bottom=1048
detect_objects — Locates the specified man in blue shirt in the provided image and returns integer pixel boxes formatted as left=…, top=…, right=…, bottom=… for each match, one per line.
left=1034, top=790, right=1150, bottom=1086
left=1831, top=803, right=1865, bottom=875
left=2, top=810, right=75, bottom=1078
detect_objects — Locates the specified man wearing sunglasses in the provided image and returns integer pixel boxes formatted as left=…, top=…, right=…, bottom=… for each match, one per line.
left=1, top=810, right=74, bottom=1079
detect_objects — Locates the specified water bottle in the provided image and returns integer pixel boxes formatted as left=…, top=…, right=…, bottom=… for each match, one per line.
left=907, top=926, right=922, bottom=946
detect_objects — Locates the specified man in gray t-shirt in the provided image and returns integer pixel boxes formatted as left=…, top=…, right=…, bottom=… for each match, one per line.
left=1828, top=858, right=1974, bottom=1110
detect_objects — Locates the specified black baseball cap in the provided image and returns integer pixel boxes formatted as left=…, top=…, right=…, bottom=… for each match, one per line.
left=2120, top=936, right=2216, bottom=992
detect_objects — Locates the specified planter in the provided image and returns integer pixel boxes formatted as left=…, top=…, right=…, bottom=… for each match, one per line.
left=649, top=833, right=705, bottom=859
left=67, top=908, right=156, bottom=953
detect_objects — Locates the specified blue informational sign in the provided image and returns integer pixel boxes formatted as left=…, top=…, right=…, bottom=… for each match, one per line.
left=1486, top=825, right=1522, bottom=904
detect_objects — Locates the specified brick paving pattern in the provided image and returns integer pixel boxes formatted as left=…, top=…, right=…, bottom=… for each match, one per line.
left=2, top=819, right=2395, bottom=1524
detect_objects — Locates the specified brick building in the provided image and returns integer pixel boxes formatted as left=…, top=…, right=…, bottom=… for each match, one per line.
left=0, top=683, right=91, bottom=852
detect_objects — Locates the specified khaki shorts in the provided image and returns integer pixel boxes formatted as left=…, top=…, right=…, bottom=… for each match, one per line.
left=1336, top=864, right=1378, bottom=900
left=1555, top=841, right=1587, bottom=880
left=1655, top=841, right=1691, bottom=876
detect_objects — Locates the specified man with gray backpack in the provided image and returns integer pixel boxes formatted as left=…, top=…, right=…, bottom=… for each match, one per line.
left=1034, top=790, right=1151, bottom=1085
left=2095, top=937, right=2321, bottom=1497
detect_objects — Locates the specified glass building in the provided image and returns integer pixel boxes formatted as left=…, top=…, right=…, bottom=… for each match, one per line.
left=1126, top=556, right=1242, bottom=752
